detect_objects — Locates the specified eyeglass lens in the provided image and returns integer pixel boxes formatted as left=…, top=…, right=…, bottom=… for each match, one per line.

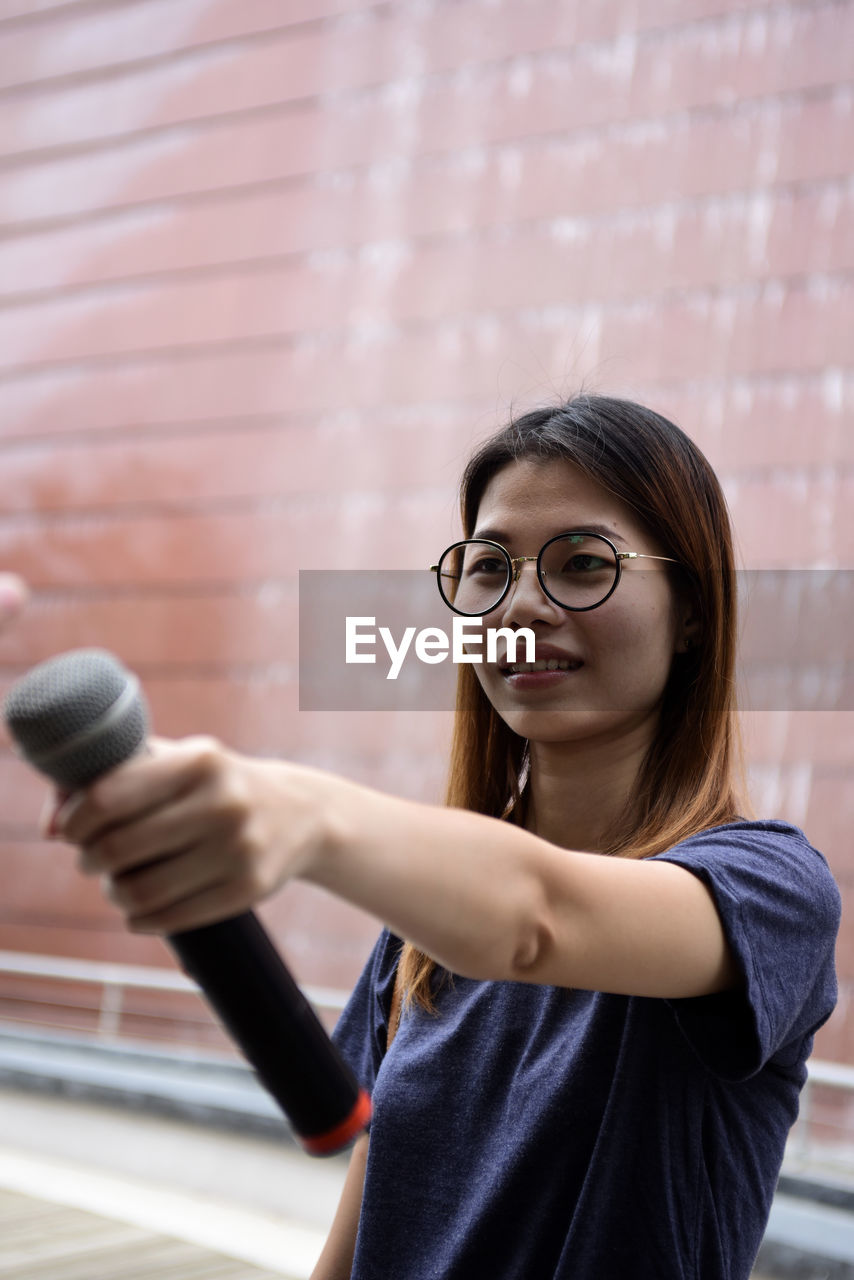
left=437, top=534, right=619, bottom=615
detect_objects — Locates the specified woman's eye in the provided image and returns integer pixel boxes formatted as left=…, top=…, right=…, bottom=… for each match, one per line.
left=468, top=557, right=505, bottom=576
left=565, top=554, right=607, bottom=573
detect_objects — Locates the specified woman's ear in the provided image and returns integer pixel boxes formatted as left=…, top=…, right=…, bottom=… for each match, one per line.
left=676, top=605, right=702, bottom=654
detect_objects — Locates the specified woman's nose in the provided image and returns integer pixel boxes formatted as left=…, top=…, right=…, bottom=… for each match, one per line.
left=496, top=562, right=565, bottom=627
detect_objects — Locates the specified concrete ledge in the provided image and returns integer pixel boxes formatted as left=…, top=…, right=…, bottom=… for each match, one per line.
left=778, top=1172, right=854, bottom=1215
left=3, top=1025, right=854, bottom=1277
left=0, top=1026, right=291, bottom=1139
left=0, top=1144, right=323, bottom=1279
left=755, top=1193, right=854, bottom=1276
left=755, top=1239, right=854, bottom=1280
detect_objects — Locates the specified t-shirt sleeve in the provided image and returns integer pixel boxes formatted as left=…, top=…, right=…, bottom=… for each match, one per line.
left=653, top=822, right=841, bottom=1082
left=332, top=928, right=402, bottom=1097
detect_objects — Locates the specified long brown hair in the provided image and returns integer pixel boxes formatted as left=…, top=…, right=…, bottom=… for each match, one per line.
left=400, top=395, right=743, bottom=1011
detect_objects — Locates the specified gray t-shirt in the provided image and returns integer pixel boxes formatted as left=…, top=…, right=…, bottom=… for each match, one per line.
left=333, top=820, right=840, bottom=1279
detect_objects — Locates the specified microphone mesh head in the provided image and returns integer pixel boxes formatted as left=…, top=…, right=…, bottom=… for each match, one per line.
left=3, top=648, right=149, bottom=788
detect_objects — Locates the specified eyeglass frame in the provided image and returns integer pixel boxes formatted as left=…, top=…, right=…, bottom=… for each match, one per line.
left=430, top=530, right=681, bottom=617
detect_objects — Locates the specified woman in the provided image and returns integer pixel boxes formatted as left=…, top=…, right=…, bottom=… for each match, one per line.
left=49, top=396, right=840, bottom=1279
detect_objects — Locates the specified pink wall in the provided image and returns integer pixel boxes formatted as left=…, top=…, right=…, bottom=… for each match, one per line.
left=0, top=0, right=851, bottom=1057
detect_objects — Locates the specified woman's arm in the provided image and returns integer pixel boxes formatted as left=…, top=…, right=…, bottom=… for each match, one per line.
left=50, top=737, right=737, bottom=999
left=310, top=1132, right=369, bottom=1280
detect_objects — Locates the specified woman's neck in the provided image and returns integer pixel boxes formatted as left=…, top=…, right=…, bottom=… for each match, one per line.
left=523, top=727, right=653, bottom=853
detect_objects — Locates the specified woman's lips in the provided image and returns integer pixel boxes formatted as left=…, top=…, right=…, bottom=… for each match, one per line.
left=499, top=651, right=584, bottom=687
left=504, top=657, right=582, bottom=674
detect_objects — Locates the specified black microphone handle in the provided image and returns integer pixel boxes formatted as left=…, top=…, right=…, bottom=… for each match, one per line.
left=2, top=647, right=370, bottom=1156
left=168, top=911, right=370, bottom=1156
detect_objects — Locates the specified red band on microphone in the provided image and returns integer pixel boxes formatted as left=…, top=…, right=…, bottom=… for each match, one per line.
left=300, top=1088, right=372, bottom=1156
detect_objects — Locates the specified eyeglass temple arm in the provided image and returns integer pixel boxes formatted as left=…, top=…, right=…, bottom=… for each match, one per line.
left=617, top=553, right=680, bottom=565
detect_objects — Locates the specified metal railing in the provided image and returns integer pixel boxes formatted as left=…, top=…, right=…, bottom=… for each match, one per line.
left=786, top=1056, right=854, bottom=1179
left=0, top=949, right=350, bottom=1042
left=1, top=949, right=853, bottom=1177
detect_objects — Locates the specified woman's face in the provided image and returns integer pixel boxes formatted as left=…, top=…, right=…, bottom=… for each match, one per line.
left=469, top=457, right=691, bottom=752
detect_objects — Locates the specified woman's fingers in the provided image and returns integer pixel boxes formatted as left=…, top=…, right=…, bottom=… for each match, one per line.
left=54, top=736, right=228, bottom=850
left=39, top=789, right=71, bottom=840
left=43, top=737, right=335, bottom=935
left=0, top=574, right=28, bottom=627
left=87, top=784, right=265, bottom=915
left=45, top=737, right=301, bottom=934
left=104, top=834, right=250, bottom=929
left=71, top=756, right=253, bottom=882
left=110, top=868, right=264, bottom=934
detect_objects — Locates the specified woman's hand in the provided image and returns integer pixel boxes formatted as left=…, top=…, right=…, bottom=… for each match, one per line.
left=0, top=574, right=27, bottom=630
left=44, top=737, right=332, bottom=934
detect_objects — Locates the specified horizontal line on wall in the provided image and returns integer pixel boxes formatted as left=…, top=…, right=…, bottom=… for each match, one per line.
left=0, top=663, right=297, bottom=690
left=0, top=371, right=839, bottom=450
left=0, top=906, right=127, bottom=931
left=0, top=660, right=298, bottom=681
left=1, top=462, right=853, bottom=529
left=0, top=0, right=826, bottom=109
left=1, top=579, right=299, bottom=600
left=0, top=394, right=491, bottom=450
left=0, top=483, right=448, bottom=527
left=1, top=173, right=852, bottom=313
left=1, top=44, right=850, bottom=187
left=0, top=0, right=369, bottom=69
left=0, top=78, right=849, bottom=239
left=0, top=744, right=452, bottom=773
left=0, top=0, right=130, bottom=35
left=0, top=268, right=851, bottom=385
left=0, top=381, right=848, bottom=460
left=718, top=462, right=854, bottom=488
left=0, top=380, right=847, bottom=464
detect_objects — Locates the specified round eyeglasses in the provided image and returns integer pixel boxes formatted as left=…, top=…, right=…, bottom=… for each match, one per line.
left=431, top=531, right=680, bottom=617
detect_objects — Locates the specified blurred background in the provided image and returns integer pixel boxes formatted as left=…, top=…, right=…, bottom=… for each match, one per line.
left=0, top=0, right=851, bottom=1274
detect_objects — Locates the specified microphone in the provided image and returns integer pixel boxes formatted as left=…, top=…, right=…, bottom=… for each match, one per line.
left=3, top=648, right=371, bottom=1156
